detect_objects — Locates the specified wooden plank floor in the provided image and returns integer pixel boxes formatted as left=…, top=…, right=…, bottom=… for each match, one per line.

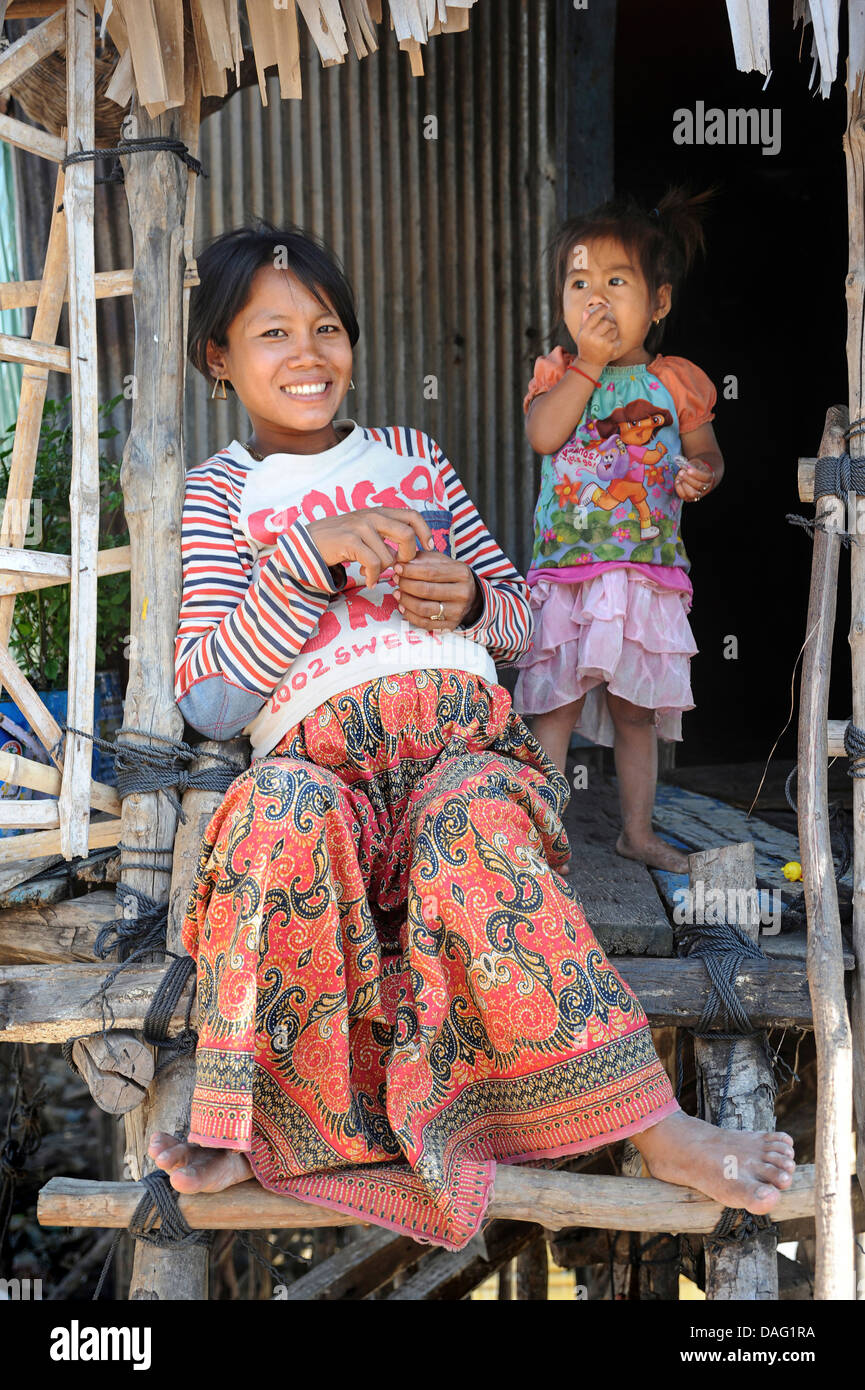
left=559, top=763, right=840, bottom=966
left=561, top=764, right=673, bottom=957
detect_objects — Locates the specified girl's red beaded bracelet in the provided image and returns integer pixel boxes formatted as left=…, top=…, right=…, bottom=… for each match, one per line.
left=567, top=363, right=602, bottom=390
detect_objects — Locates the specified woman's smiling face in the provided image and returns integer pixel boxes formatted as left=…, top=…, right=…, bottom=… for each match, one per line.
left=206, top=262, right=354, bottom=452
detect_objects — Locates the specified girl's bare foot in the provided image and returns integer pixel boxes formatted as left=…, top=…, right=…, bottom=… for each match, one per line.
left=631, top=1110, right=795, bottom=1214
left=148, top=1130, right=254, bottom=1194
left=616, top=830, right=689, bottom=874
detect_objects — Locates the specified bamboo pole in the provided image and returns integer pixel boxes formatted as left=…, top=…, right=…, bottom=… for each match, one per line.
left=0, top=6, right=66, bottom=90
left=846, top=1, right=865, bottom=1220
left=0, top=265, right=198, bottom=311
left=125, top=739, right=247, bottom=1301
left=118, top=38, right=208, bottom=1301
left=58, top=0, right=99, bottom=859
left=798, top=407, right=855, bottom=1299
left=0, top=158, right=68, bottom=686
left=37, top=1164, right=820, bottom=1236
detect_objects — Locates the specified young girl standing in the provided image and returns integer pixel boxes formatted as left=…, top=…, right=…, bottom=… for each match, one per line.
left=514, top=189, right=723, bottom=874
left=149, top=220, right=793, bottom=1250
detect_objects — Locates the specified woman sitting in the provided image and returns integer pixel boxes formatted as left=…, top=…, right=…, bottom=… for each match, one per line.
left=149, top=223, right=794, bottom=1251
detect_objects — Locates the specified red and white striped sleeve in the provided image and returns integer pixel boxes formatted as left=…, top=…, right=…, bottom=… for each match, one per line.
left=365, top=427, right=533, bottom=663
left=174, top=452, right=341, bottom=737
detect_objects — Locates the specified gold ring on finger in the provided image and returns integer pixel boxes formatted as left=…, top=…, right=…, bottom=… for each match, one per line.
left=435, top=601, right=445, bottom=621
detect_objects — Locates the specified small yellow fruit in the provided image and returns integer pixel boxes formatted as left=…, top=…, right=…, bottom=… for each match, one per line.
left=782, top=861, right=803, bottom=882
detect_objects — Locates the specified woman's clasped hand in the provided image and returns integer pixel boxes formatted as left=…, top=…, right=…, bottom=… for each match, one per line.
left=305, top=506, right=479, bottom=629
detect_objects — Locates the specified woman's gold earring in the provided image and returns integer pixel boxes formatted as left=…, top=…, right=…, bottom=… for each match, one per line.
left=349, top=378, right=356, bottom=390
left=652, top=318, right=660, bottom=326
left=211, top=377, right=228, bottom=400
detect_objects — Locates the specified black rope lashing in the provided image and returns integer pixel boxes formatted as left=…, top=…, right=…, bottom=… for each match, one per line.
left=674, top=920, right=775, bottom=1247
left=92, top=1170, right=213, bottom=1299
left=141, top=953, right=198, bottom=1071
left=787, top=415, right=865, bottom=544
left=675, top=920, right=769, bottom=1046
left=115, top=839, right=176, bottom=872
left=61, top=135, right=207, bottom=178
left=127, top=1169, right=212, bottom=1248
left=51, top=723, right=244, bottom=823
left=844, top=720, right=865, bottom=779
left=93, top=883, right=169, bottom=961
left=704, top=1205, right=772, bottom=1252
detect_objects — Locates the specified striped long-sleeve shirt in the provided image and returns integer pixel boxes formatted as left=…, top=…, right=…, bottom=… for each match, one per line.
left=175, top=423, right=533, bottom=756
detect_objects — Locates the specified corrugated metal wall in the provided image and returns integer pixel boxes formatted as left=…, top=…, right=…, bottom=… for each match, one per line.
left=186, top=0, right=557, bottom=578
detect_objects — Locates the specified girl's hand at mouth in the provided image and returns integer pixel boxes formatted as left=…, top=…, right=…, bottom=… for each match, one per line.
left=305, top=506, right=435, bottom=590
left=392, top=553, right=480, bottom=630
left=576, top=304, right=621, bottom=370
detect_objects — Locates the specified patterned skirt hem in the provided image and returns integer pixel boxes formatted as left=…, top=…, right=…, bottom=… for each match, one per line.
left=501, top=1093, right=680, bottom=1164
left=249, top=1150, right=498, bottom=1252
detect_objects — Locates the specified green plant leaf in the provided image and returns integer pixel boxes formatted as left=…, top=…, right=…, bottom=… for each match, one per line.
left=660, top=542, right=677, bottom=565
left=554, top=522, right=588, bottom=544
left=629, top=542, right=658, bottom=563
left=593, top=543, right=626, bottom=561
left=558, top=547, right=591, bottom=566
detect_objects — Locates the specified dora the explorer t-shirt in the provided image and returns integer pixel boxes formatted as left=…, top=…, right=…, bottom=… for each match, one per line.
left=523, top=351, right=716, bottom=592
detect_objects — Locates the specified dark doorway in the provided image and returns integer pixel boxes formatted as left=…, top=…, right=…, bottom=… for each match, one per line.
left=614, top=0, right=849, bottom=767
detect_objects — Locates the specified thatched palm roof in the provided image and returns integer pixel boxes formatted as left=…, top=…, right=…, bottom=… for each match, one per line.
left=91, top=0, right=478, bottom=114
left=726, top=0, right=840, bottom=97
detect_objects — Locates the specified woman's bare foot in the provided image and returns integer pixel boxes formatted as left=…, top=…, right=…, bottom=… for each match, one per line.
left=631, top=1110, right=795, bottom=1214
left=148, top=1130, right=254, bottom=1194
left=616, top=830, right=690, bottom=874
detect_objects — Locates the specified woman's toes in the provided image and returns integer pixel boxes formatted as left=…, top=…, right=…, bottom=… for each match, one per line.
left=765, top=1149, right=795, bottom=1172
left=752, top=1183, right=779, bottom=1208
left=755, top=1161, right=792, bottom=1189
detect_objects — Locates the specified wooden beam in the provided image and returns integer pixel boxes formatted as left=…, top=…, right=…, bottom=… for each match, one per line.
left=37, top=1163, right=820, bottom=1236
left=0, top=951, right=822, bottom=1044
left=0, top=817, right=119, bottom=867
left=119, top=41, right=207, bottom=1302
left=387, top=1223, right=540, bottom=1301
left=59, top=0, right=99, bottom=859
left=0, top=111, right=66, bottom=162
left=0, top=801, right=60, bottom=828
left=0, top=548, right=80, bottom=578
left=4, top=3, right=66, bottom=17
left=0, top=7, right=65, bottom=91
left=828, top=718, right=848, bottom=757
left=798, top=408, right=856, bottom=1300
left=0, top=545, right=131, bottom=597
left=0, top=749, right=121, bottom=816
left=277, top=1225, right=424, bottom=1301
left=0, top=332, right=70, bottom=373
left=0, top=265, right=198, bottom=312
left=0, top=890, right=114, bottom=964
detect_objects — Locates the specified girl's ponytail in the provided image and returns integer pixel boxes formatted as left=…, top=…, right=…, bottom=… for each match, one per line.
left=653, top=184, right=715, bottom=283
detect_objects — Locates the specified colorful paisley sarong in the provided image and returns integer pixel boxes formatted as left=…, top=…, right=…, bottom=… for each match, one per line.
left=181, top=669, right=678, bottom=1250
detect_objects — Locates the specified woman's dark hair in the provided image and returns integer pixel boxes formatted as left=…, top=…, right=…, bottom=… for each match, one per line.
left=187, top=219, right=360, bottom=392
left=548, top=186, right=716, bottom=355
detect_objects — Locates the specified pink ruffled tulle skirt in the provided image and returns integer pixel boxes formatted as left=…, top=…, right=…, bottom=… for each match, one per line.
left=512, top=570, right=698, bottom=746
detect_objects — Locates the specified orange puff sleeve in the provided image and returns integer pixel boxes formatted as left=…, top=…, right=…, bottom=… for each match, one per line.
left=523, top=346, right=574, bottom=414
left=651, top=356, right=717, bottom=434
